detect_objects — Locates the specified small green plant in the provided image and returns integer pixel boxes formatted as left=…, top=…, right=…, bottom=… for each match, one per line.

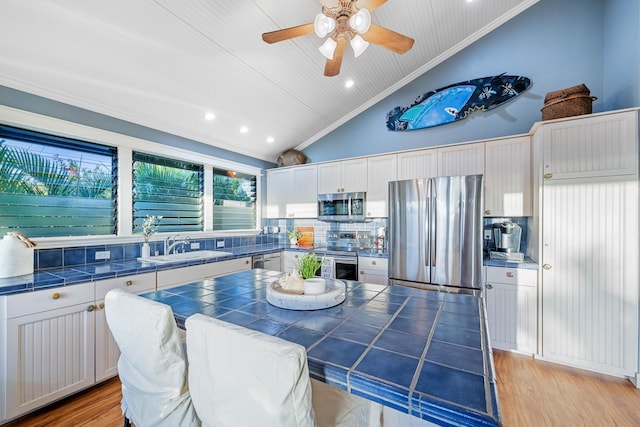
left=286, top=229, right=302, bottom=240
left=296, top=252, right=324, bottom=279
left=140, top=215, right=162, bottom=243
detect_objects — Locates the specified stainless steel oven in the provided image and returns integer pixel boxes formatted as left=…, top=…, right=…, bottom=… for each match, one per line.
left=314, top=230, right=371, bottom=281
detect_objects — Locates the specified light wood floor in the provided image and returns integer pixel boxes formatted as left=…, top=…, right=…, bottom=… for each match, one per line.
left=4, top=350, right=640, bottom=426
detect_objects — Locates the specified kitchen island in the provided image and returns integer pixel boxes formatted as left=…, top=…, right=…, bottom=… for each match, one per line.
left=141, top=269, right=501, bottom=426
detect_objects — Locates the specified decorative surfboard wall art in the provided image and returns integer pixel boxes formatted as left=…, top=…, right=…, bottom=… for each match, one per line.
left=386, top=73, right=531, bottom=131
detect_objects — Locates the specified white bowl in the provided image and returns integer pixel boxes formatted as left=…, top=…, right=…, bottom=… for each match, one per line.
left=304, top=278, right=326, bottom=295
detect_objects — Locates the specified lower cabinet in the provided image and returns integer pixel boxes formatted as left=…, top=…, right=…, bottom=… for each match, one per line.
left=484, top=266, right=537, bottom=355
left=358, top=257, right=388, bottom=285
left=157, top=257, right=251, bottom=289
left=283, top=251, right=302, bottom=272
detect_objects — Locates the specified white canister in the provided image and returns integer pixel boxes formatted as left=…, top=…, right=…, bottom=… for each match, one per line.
left=0, top=232, right=35, bottom=278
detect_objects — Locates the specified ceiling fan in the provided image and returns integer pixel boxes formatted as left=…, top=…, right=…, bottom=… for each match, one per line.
left=262, top=0, right=414, bottom=77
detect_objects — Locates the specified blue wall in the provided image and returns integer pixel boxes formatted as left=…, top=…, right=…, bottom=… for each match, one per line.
left=0, top=86, right=276, bottom=170
left=303, top=0, right=639, bottom=163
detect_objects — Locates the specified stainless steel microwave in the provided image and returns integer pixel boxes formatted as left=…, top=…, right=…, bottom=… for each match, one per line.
left=317, top=192, right=366, bottom=222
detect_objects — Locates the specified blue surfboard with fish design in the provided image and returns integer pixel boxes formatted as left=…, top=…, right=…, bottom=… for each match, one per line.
left=386, top=73, right=531, bottom=131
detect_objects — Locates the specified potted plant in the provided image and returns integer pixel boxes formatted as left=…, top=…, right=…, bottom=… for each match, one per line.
left=286, top=229, right=302, bottom=245
left=296, top=252, right=324, bottom=279
left=140, top=215, right=162, bottom=258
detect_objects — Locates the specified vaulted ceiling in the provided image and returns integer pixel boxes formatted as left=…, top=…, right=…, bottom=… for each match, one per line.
left=0, top=0, right=539, bottom=163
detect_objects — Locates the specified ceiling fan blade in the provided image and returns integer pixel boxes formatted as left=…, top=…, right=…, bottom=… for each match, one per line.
left=355, top=0, right=388, bottom=11
left=262, top=23, right=314, bottom=44
left=324, top=37, right=347, bottom=77
left=361, top=24, right=414, bottom=54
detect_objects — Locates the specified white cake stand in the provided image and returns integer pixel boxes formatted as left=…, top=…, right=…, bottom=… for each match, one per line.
left=266, top=278, right=346, bottom=310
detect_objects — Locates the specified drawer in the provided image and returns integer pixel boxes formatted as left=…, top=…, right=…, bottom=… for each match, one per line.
left=4, top=282, right=95, bottom=319
left=358, top=257, right=388, bottom=273
left=95, top=272, right=156, bottom=300
left=485, top=266, right=537, bottom=286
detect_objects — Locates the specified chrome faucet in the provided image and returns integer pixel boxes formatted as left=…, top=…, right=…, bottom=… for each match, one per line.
left=164, top=235, right=191, bottom=255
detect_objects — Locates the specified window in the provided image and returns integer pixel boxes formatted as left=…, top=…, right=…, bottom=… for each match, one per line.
left=213, top=168, right=256, bottom=230
left=132, top=152, right=204, bottom=233
left=0, top=125, right=116, bottom=237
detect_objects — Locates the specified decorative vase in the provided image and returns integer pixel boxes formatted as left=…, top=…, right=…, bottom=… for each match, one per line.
left=290, top=238, right=298, bottom=245
left=141, top=242, right=151, bottom=258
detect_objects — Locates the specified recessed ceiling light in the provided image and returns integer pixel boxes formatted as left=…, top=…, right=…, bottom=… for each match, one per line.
left=204, top=112, right=215, bottom=121
left=266, top=136, right=275, bottom=143
left=240, top=126, right=249, bottom=134
left=345, top=79, right=355, bottom=88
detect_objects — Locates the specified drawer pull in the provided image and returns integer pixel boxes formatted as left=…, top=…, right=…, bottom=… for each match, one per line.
left=484, top=210, right=491, bottom=215
left=125, top=280, right=133, bottom=286
left=86, top=305, right=96, bottom=312
left=506, top=272, right=514, bottom=278
left=543, top=264, right=552, bottom=270
left=544, top=173, right=553, bottom=179
left=52, top=293, right=61, bottom=300
left=371, top=261, right=377, bottom=266
left=98, top=303, right=105, bottom=310
left=486, top=284, right=494, bottom=290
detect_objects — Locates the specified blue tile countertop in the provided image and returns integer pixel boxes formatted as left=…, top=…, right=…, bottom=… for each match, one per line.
left=141, top=269, right=501, bottom=427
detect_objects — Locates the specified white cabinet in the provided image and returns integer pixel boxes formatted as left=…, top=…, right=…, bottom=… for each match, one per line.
left=437, top=142, right=485, bottom=176
left=396, top=148, right=438, bottom=180
left=266, top=165, right=318, bottom=218
left=157, top=257, right=251, bottom=289
left=317, top=158, right=367, bottom=194
left=366, top=154, right=397, bottom=217
left=358, top=257, right=388, bottom=285
left=94, top=273, right=156, bottom=382
left=283, top=251, right=303, bottom=272
left=484, top=136, right=531, bottom=216
left=1, top=283, right=96, bottom=420
left=534, top=109, right=639, bottom=378
left=484, top=267, right=537, bottom=355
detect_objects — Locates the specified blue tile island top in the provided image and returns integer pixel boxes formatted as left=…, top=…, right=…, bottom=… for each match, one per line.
left=141, top=269, right=501, bottom=426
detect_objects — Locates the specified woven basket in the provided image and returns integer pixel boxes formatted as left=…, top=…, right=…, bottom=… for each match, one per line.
left=541, top=84, right=597, bottom=120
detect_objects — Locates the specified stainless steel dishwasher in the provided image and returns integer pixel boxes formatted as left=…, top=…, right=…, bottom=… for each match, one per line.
left=252, top=252, right=282, bottom=271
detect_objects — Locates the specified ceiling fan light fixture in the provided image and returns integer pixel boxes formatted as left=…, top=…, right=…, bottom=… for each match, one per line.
left=314, top=13, right=336, bottom=38
left=350, top=34, right=369, bottom=57
left=319, top=37, right=338, bottom=59
left=349, top=8, right=371, bottom=34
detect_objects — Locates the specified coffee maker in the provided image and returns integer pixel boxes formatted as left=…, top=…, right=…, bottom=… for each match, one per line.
left=490, top=221, right=524, bottom=261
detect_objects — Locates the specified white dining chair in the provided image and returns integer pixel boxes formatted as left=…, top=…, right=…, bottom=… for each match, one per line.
left=185, top=314, right=382, bottom=427
left=105, top=288, right=200, bottom=427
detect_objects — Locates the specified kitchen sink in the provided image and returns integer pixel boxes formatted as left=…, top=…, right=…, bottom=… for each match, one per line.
left=139, top=250, right=233, bottom=264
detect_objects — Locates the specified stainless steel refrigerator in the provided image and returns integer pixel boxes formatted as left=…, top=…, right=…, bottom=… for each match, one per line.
left=388, top=175, right=483, bottom=293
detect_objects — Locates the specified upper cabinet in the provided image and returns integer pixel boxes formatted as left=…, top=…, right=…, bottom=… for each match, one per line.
left=541, top=110, right=638, bottom=180
left=485, top=136, right=532, bottom=216
left=366, top=154, right=397, bottom=217
left=317, top=158, right=368, bottom=194
left=437, top=142, right=485, bottom=176
left=266, top=165, right=318, bottom=218
left=396, top=148, right=438, bottom=180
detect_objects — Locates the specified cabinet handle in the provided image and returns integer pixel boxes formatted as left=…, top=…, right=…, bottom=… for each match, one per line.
left=86, top=305, right=96, bottom=312
left=486, top=284, right=494, bottom=290
left=544, top=173, right=553, bottom=179
left=51, top=293, right=61, bottom=300
left=245, top=260, right=250, bottom=264
left=360, top=271, right=364, bottom=275
left=125, top=280, right=133, bottom=286
left=506, top=272, right=514, bottom=278
left=543, top=264, right=552, bottom=270
left=98, top=302, right=105, bottom=310
left=484, top=210, right=492, bottom=215
left=372, top=261, right=377, bottom=266
left=294, top=255, right=299, bottom=259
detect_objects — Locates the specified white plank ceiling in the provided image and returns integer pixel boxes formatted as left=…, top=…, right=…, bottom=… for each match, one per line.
left=0, top=0, right=539, bottom=163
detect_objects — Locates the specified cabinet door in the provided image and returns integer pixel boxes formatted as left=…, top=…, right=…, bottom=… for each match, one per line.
left=541, top=177, right=638, bottom=376
left=437, top=142, right=485, bottom=176
left=5, top=303, right=95, bottom=419
left=397, top=149, right=438, bottom=180
left=366, top=154, right=397, bottom=217
left=265, top=169, right=291, bottom=218
left=283, top=251, right=302, bottom=272
left=317, top=162, right=342, bottom=194
left=484, top=136, right=531, bottom=216
left=542, top=110, right=638, bottom=180
left=340, top=158, right=368, bottom=192
left=358, top=258, right=388, bottom=285
left=289, top=165, right=318, bottom=218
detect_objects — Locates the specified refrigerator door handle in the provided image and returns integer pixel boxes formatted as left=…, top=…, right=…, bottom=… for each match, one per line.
left=428, top=178, right=436, bottom=268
